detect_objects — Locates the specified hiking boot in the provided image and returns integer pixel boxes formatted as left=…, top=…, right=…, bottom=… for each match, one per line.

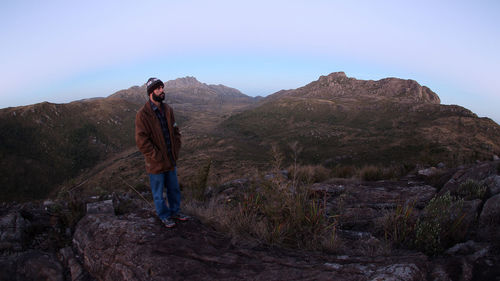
left=171, top=212, right=190, bottom=221
left=161, top=218, right=176, bottom=228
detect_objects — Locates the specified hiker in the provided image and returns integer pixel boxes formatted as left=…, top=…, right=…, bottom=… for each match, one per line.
left=135, top=77, right=190, bottom=228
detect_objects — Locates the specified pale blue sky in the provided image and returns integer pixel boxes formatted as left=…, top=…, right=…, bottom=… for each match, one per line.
left=1, top=0, right=499, bottom=123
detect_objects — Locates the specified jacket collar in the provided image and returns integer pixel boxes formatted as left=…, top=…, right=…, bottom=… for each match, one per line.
left=149, top=100, right=162, bottom=112
left=144, top=100, right=168, bottom=116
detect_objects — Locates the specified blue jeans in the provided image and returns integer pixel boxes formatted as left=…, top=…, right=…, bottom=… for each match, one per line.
left=149, top=168, right=181, bottom=220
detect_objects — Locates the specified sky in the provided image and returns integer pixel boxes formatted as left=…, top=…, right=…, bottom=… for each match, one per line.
left=1, top=0, right=499, bottom=123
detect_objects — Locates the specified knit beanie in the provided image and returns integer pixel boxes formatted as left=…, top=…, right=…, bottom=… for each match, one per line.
left=146, top=78, right=164, bottom=95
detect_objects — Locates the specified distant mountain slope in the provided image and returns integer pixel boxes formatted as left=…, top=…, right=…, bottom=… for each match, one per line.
left=110, top=76, right=256, bottom=107
left=221, top=72, right=500, bottom=166
left=267, top=72, right=440, bottom=104
left=0, top=77, right=255, bottom=202
left=0, top=98, right=140, bottom=201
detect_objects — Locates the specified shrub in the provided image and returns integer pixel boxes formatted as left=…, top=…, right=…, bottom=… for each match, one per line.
left=414, top=219, right=442, bottom=255
left=456, top=179, right=486, bottom=200
left=414, top=192, right=466, bottom=256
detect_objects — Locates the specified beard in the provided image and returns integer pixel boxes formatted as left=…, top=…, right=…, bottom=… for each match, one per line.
left=152, top=91, right=165, bottom=102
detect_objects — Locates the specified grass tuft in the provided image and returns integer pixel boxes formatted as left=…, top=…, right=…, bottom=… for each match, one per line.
left=359, top=165, right=384, bottom=181
left=456, top=179, right=486, bottom=200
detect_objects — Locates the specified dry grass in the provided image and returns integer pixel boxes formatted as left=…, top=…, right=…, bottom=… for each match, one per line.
left=185, top=178, right=339, bottom=251
left=331, top=164, right=356, bottom=178
left=288, top=164, right=331, bottom=184
left=358, top=165, right=385, bottom=181
left=184, top=145, right=341, bottom=252
left=382, top=202, right=417, bottom=247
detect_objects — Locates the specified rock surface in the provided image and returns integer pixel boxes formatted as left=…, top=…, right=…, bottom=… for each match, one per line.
left=310, top=179, right=436, bottom=233
left=0, top=250, right=64, bottom=281
left=73, top=210, right=430, bottom=281
left=0, top=202, right=92, bottom=281
left=0, top=211, right=29, bottom=252
left=478, top=194, right=500, bottom=243
left=2, top=160, right=500, bottom=280
left=484, top=175, right=500, bottom=196
left=440, top=161, right=498, bottom=196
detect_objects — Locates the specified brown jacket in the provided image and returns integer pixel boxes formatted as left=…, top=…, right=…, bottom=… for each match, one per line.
left=135, top=101, right=181, bottom=174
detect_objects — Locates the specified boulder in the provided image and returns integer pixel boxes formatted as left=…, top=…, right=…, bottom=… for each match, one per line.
left=437, top=162, right=446, bottom=169
left=461, top=199, right=482, bottom=231
left=440, top=162, right=498, bottom=196
left=86, top=200, right=114, bottom=215
left=367, top=263, right=426, bottom=281
left=418, top=167, right=439, bottom=177
left=445, top=240, right=489, bottom=257
left=0, top=211, right=29, bottom=251
left=322, top=179, right=436, bottom=231
left=0, top=250, right=64, bottom=281
left=484, top=175, right=500, bottom=196
left=59, top=247, right=88, bottom=281
left=478, top=194, right=500, bottom=242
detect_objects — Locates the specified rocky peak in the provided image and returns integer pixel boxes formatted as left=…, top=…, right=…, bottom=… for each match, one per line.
left=164, top=76, right=205, bottom=89
left=318, top=71, right=348, bottom=83
left=283, top=72, right=441, bottom=104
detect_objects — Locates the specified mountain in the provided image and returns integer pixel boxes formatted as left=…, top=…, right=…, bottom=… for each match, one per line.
left=2, top=72, right=499, bottom=202
left=267, top=72, right=440, bottom=104
left=0, top=77, right=256, bottom=202
left=110, top=76, right=255, bottom=109
left=56, top=72, right=500, bottom=205
left=0, top=98, right=139, bottom=201
left=221, top=72, right=500, bottom=167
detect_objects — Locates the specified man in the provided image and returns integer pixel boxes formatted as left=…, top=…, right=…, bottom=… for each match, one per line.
left=135, top=77, right=190, bottom=228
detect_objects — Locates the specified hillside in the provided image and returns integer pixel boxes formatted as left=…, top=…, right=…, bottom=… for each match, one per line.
left=2, top=72, right=499, bottom=202
left=0, top=98, right=140, bottom=201
left=0, top=77, right=256, bottom=202
left=221, top=72, right=500, bottom=167
left=110, top=76, right=255, bottom=111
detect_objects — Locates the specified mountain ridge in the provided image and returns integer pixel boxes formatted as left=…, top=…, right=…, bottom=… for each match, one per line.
left=221, top=72, right=500, bottom=167
left=265, top=72, right=441, bottom=104
left=0, top=77, right=255, bottom=201
left=2, top=72, right=500, bottom=202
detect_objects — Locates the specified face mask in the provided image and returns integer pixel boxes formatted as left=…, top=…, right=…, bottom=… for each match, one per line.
left=152, top=91, right=165, bottom=102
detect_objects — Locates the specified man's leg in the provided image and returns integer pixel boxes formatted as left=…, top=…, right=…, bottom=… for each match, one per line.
left=149, top=173, right=171, bottom=219
left=164, top=168, right=181, bottom=215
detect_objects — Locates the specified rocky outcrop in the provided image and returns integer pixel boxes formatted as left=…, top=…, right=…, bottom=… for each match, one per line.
left=0, top=211, right=29, bottom=252
left=3, top=160, right=500, bottom=280
left=0, top=202, right=92, bottom=281
left=0, top=250, right=64, bottom=281
left=484, top=175, right=500, bottom=196
left=269, top=71, right=441, bottom=104
left=439, top=161, right=499, bottom=196
left=478, top=194, right=500, bottom=242
left=309, top=179, right=436, bottom=233
left=73, top=209, right=430, bottom=281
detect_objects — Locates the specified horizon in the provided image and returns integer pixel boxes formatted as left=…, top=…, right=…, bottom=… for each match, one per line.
left=1, top=1, right=499, bottom=123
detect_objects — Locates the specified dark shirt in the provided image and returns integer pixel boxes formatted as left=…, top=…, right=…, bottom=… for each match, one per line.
left=149, top=100, right=175, bottom=166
